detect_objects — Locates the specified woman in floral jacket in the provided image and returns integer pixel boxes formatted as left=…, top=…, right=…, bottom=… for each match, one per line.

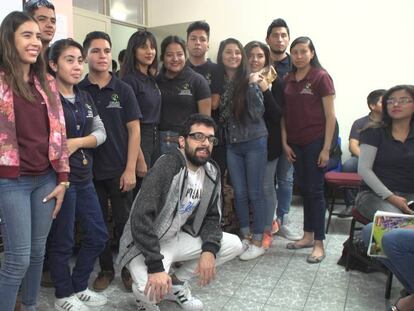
left=0, top=11, right=69, bottom=311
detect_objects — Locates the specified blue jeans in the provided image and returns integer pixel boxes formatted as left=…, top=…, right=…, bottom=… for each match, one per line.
left=275, top=153, right=294, bottom=224
left=226, top=136, right=267, bottom=241
left=159, top=130, right=179, bottom=156
left=263, top=159, right=278, bottom=231
left=0, top=172, right=56, bottom=310
left=48, top=180, right=108, bottom=298
left=291, top=138, right=326, bottom=240
left=363, top=224, right=414, bottom=293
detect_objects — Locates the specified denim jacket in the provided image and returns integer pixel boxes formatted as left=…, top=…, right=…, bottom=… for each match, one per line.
left=226, top=84, right=268, bottom=144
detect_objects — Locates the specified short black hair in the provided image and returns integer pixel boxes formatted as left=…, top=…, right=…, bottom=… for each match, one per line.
left=367, top=89, right=386, bottom=110
left=118, top=49, right=126, bottom=63
left=24, top=0, right=55, bottom=15
left=186, top=21, right=210, bottom=39
left=180, top=113, right=217, bottom=137
left=266, top=18, right=290, bottom=38
left=83, top=31, right=112, bottom=52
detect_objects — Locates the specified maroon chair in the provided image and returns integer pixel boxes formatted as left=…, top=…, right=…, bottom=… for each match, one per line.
left=324, top=172, right=362, bottom=233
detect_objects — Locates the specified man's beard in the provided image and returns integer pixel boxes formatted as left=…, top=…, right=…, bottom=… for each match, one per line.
left=185, top=146, right=211, bottom=167
left=270, top=47, right=286, bottom=55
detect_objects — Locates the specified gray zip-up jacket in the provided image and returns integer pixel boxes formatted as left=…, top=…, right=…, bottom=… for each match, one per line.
left=117, top=149, right=222, bottom=273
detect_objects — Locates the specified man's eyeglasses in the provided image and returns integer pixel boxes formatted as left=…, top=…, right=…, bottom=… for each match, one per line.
left=188, top=132, right=218, bottom=146
left=386, top=97, right=413, bottom=106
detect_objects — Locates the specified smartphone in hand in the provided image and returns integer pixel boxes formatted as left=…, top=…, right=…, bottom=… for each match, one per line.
left=407, top=200, right=414, bottom=210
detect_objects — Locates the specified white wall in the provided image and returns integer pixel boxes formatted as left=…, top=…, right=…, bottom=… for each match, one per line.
left=0, top=0, right=21, bottom=21
left=147, top=0, right=414, bottom=160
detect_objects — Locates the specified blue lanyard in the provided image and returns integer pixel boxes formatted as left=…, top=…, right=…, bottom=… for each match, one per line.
left=66, top=96, right=86, bottom=137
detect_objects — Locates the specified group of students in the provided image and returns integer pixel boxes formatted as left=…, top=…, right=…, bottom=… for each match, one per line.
left=0, top=1, right=413, bottom=310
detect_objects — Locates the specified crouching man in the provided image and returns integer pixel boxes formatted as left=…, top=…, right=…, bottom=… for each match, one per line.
left=117, top=114, right=242, bottom=311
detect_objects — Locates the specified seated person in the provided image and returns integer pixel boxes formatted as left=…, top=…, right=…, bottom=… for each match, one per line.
left=363, top=223, right=414, bottom=311
left=355, top=85, right=414, bottom=221
left=117, top=114, right=242, bottom=311
left=341, top=89, right=385, bottom=215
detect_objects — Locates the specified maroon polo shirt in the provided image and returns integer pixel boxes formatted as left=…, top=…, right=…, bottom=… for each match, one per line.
left=284, top=67, right=335, bottom=146
left=13, top=77, right=51, bottom=175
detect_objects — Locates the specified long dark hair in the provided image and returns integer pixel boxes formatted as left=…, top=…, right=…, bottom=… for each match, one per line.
left=244, top=40, right=270, bottom=69
left=217, top=38, right=250, bottom=122
left=382, top=85, right=414, bottom=127
left=121, top=30, right=158, bottom=78
left=0, top=11, right=51, bottom=102
left=290, top=36, right=323, bottom=72
left=46, top=38, right=84, bottom=77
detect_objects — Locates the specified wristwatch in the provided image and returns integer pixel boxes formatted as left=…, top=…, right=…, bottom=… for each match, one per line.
left=59, top=181, right=70, bottom=189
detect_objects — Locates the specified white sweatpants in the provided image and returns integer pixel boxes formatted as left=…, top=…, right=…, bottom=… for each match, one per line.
left=128, top=231, right=242, bottom=291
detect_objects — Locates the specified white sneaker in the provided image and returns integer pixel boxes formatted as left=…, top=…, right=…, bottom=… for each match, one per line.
left=241, top=239, right=250, bottom=253
left=164, top=282, right=203, bottom=311
left=132, top=283, right=160, bottom=311
left=76, top=288, right=107, bottom=306
left=239, top=244, right=265, bottom=261
left=277, top=224, right=302, bottom=241
left=55, top=295, right=90, bottom=311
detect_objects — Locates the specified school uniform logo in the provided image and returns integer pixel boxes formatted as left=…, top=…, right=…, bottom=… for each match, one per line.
left=300, top=82, right=314, bottom=95
left=178, top=83, right=193, bottom=96
left=85, top=104, right=94, bottom=118
left=204, top=73, right=212, bottom=85
left=106, top=93, right=122, bottom=108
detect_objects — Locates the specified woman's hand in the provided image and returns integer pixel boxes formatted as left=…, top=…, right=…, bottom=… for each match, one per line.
left=317, top=148, right=330, bottom=168
left=283, top=144, right=296, bottom=163
left=387, top=195, right=414, bottom=214
left=66, top=138, right=80, bottom=156
left=43, top=184, right=67, bottom=219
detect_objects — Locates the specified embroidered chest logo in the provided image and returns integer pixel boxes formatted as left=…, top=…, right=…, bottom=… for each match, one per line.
left=300, top=82, right=314, bottom=95
left=178, top=83, right=192, bottom=96
left=106, top=93, right=122, bottom=109
left=85, top=104, right=94, bottom=118
left=205, top=73, right=212, bottom=85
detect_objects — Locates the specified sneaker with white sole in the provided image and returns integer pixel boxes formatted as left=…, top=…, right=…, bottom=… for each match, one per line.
left=240, top=238, right=250, bottom=253
left=239, top=243, right=265, bottom=261
left=132, top=283, right=160, bottom=311
left=277, top=224, right=302, bottom=241
left=76, top=288, right=107, bottom=307
left=55, top=295, right=89, bottom=311
left=164, top=282, right=203, bottom=311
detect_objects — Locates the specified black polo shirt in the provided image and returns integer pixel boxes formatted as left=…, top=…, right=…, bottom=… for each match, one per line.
left=122, top=70, right=161, bottom=125
left=79, top=74, right=141, bottom=180
left=156, top=66, right=211, bottom=133
left=273, top=53, right=292, bottom=81
left=61, top=88, right=97, bottom=183
left=186, top=59, right=220, bottom=94
left=360, top=124, right=414, bottom=193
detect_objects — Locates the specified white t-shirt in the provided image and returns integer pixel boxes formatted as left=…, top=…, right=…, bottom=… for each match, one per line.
left=161, top=166, right=205, bottom=240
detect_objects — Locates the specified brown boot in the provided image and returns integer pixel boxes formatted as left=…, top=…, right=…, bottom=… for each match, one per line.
left=40, top=270, right=54, bottom=288
left=121, top=267, right=132, bottom=292
left=93, top=270, right=114, bottom=292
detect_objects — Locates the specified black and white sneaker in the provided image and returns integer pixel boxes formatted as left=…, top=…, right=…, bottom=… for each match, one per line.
left=132, top=283, right=160, bottom=311
left=164, top=282, right=203, bottom=311
left=76, top=288, right=107, bottom=307
left=55, top=295, right=89, bottom=311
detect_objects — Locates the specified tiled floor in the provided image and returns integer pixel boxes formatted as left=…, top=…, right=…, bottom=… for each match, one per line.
left=35, top=197, right=402, bottom=310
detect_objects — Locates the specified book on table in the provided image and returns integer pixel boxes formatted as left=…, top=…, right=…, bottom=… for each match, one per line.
left=367, top=210, right=414, bottom=258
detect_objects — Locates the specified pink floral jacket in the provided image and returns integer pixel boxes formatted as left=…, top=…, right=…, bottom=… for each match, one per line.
left=0, top=71, right=70, bottom=182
